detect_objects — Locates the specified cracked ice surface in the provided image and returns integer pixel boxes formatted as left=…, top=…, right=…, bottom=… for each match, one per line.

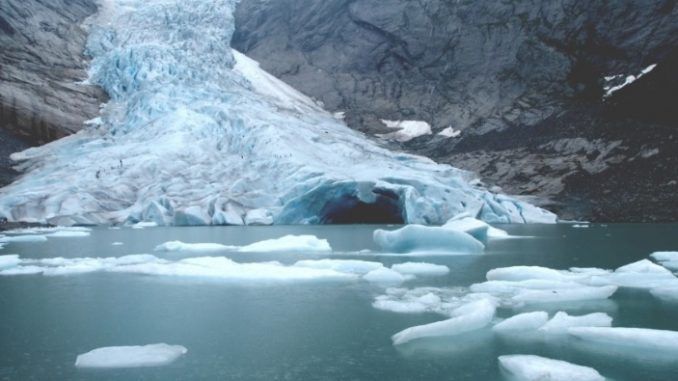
left=0, top=0, right=555, bottom=226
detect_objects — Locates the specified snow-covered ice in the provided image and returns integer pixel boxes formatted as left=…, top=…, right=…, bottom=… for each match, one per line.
left=438, top=127, right=461, bottom=138
left=373, top=225, right=485, bottom=254
left=0, top=254, right=20, bottom=269
left=512, top=286, right=618, bottom=304
left=46, top=230, right=91, bottom=238
left=603, top=63, right=657, bottom=98
left=651, top=251, right=678, bottom=271
left=391, top=298, right=496, bottom=345
left=372, top=287, right=487, bottom=316
left=377, top=120, right=432, bottom=142
left=0, top=0, right=555, bottom=227
left=568, top=327, right=678, bottom=353
left=1, top=226, right=91, bottom=235
left=492, top=311, right=549, bottom=333
left=498, top=355, right=605, bottom=381
left=391, top=262, right=449, bottom=276
left=75, top=343, right=187, bottom=368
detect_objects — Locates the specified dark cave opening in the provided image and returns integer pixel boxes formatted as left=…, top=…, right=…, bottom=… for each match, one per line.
left=319, top=189, right=405, bottom=224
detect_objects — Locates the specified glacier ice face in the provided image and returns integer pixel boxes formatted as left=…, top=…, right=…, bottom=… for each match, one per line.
left=75, top=344, right=187, bottom=368
left=498, top=355, right=605, bottom=381
left=0, top=0, right=556, bottom=226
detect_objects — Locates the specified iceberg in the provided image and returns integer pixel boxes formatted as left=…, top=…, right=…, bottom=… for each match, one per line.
left=46, top=230, right=91, bottom=238
left=650, top=285, right=678, bottom=302
left=498, top=355, right=605, bottom=381
left=0, top=235, right=47, bottom=243
left=363, top=268, right=409, bottom=284
left=372, top=287, right=483, bottom=316
left=0, top=0, right=555, bottom=226
left=650, top=251, right=678, bottom=271
left=492, top=311, right=548, bottom=333
left=391, top=299, right=496, bottom=345
left=154, top=241, right=234, bottom=252
left=441, top=213, right=509, bottom=240
left=568, top=327, right=678, bottom=353
left=390, top=262, right=450, bottom=276
left=512, top=286, right=617, bottom=304
left=294, top=259, right=383, bottom=275
left=0, top=254, right=20, bottom=269
left=538, top=312, right=612, bottom=333
left=373, top=225, right=484, bottom=254
left=237, top=235, right=331, bottom=252
left=75, top=343, right=187, bottom=368
left=589, top=259, right=678, bottom=289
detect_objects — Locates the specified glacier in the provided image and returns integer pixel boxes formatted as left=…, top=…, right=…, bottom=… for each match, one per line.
left=0, top=0, right=556, bottom=226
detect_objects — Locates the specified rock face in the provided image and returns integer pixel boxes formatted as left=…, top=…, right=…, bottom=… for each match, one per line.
left=0, top=0, right=106, bottom=182
left=233, top=0, right=678, bottom=221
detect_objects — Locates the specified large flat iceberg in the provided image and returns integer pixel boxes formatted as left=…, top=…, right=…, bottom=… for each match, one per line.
left=75, top=343, right=187, bottom=368
left=0, top=0, right=555, bottom=226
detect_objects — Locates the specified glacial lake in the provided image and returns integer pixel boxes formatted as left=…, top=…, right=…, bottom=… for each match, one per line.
left=1, top=224, right=678, bottom=380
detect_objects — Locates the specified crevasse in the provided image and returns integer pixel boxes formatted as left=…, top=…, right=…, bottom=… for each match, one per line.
left=0, top=0, right=556, bottom=226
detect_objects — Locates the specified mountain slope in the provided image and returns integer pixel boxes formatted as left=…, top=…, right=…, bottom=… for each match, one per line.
left=0, top=0, right=554, bottom=226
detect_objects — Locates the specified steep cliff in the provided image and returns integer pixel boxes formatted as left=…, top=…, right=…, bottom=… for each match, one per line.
left=0, top=0, right=106, bottom=185
left=233, top=0, right=678, bottom=221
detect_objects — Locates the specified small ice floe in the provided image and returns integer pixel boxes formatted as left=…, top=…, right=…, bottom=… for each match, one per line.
left=373, top=225, right=484, bottom=255
left=0, top=254, right=20, bottom=269
left=441, top=213, right=509, bottom=240
left=589, top=259, right=678, bottom=289
left=650, top=285, right=678, bottom=302
left=498, top=354, right=605, bottom=381
left=538, top=312, right=612, bottom=333
left=391, top=262, right=450, bottom=276
left=492, top=311, right=549, bottom=333
left=363, top=268, right=410, bottom=285
left=46, top=230, right=91, bottom=238
left=650, top=251, right=678, bottom=271
left=0, top=235, right=48, bottom=243
left=131, top=221, right=158, bottom=229
left=237, top=235, right=331, bottom=252
left=438, top=126, right=461, bottom=138
left=572, top=224, right=590, bottom=228
left=568, top=327, right=678, bottom=353
left=372, top=287, right=479, bottom=315
left=512, top=285, right=618, bottom=304
left=1, top=226, right=91, bottom=235
left=111, top=242, right=124, bottom=246
left=391, top=298, right=496, bottom=345
left=75, top=343, right=187, bottom=368
left=294, top=259, right=383, bottom=275
left=155, top=235, right=331, bottom=253
left=155, top=241, right=235, bottom=252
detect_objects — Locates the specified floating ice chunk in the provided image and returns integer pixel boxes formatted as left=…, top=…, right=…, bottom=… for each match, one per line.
left=2, top=226, right=91, bottom=235
left=615, top=259, right=672, bottom=274
left=442, top=214, right=509, bottom=240
left=512, top=286, right=617, bottom=304
left=238, top=235, right=331, bottom=252
left=131, top=221, right=158, bottom=229
left=294, top=259, right=383, bottom=275
left=0, top=235, right=47, bottom=243
left=572, top=224, right=590, bottom=228
left=111, top=242, right=124, bottom=246
left=0, top=254, right=20, bottom=269
left=568, top=326, right=678, bottom=352
left=372, top=287, right=479, bottom=315
left=650, top=286, right=678, bottom=302
left=373, top=225, right=484, bottom=254
left=492, top=311, right=548, bottom=333
left=363, top=268, right=409, bottom=284
left=244, top=209, right=273, bottom=226
left=498, top=355, right=605, bottom=381
left=154, top=241, right=234, bottom=252
left=471, top=279, right=585, bottom=294
left=486, top=266, right=575, bottom=282
left=650, top=251, right=678, bottom=262
left=392, top=299, right=496, bottom=345
left=75, top=343, right=187, bottom=368
left=391, top=262, right=449, bottom=276
left=0, top=265, right=44, bottom=275
left=47, top=230, right=91, bottom=238
left=539, top=312, right=612, bottom=333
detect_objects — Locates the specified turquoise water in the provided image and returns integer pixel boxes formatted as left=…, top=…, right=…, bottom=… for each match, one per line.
left=1, top=224, right=678, bottom=380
